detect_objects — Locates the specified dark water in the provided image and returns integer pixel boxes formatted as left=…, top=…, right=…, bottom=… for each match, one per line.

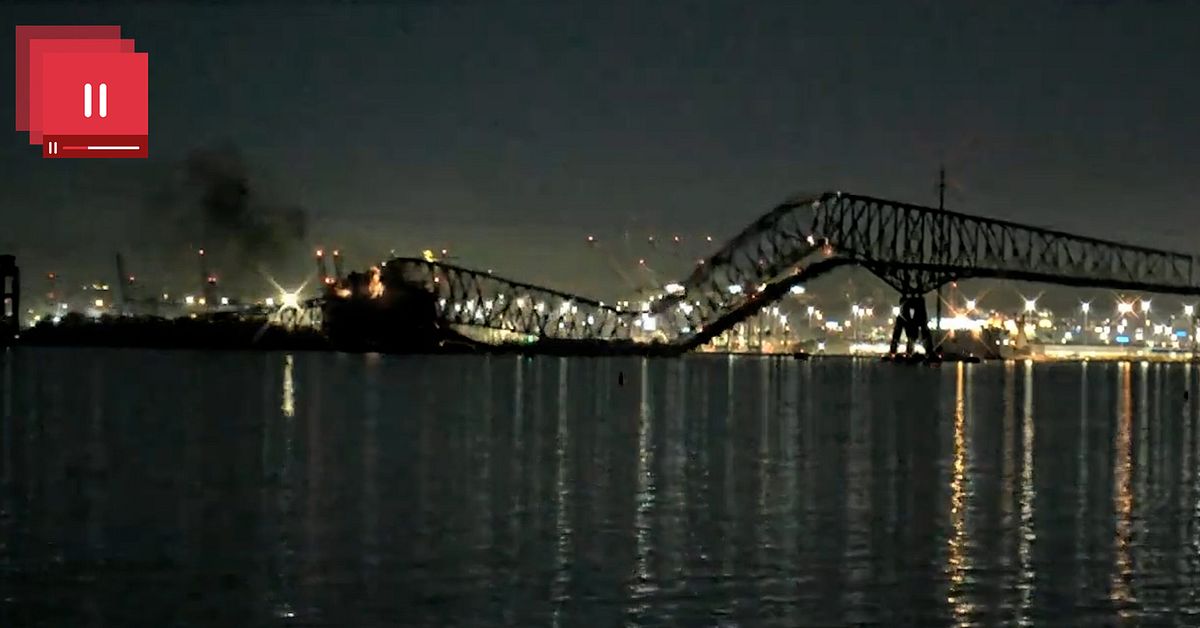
left=2, top=349, right=1200, bottom=627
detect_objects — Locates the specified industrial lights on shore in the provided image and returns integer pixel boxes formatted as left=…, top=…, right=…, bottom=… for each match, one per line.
left=1024, top=298, right=1037, bottom=313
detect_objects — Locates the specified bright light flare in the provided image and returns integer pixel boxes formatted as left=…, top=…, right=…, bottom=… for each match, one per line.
left=368, top=266, right=384, bottom=298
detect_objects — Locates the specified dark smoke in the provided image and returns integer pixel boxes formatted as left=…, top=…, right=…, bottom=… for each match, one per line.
left=147, top=143, right=309, bottom=291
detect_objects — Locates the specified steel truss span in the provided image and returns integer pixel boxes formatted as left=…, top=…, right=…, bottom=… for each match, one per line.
left=388, top=258, right=633, bottom=341
left=653, top=191, right=1199, bottom=350
left=381, top=192, right=1197, bottom=355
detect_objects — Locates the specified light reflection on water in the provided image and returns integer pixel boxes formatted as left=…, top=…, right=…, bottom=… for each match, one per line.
left=3, top=349, right=1200, bottom=626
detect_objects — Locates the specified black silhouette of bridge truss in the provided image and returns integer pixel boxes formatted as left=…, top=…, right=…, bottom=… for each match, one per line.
left=388, top=258, right=633, bottom=342
left=655, top=191, right=1199, bottom=354
left=373, top=192, right=1198, bottom=356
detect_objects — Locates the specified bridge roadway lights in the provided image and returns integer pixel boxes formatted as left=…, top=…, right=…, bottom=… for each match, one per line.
left=888, top=295, right=935, bottom=358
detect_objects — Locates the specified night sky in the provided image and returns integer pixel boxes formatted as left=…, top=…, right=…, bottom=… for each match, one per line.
left=2, top=1, right=1198, bottom=303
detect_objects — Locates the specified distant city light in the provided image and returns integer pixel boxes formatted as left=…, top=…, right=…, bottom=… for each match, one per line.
left=1024, top=298, right=1037, bottom=313
left=185, top=295, right=195, bottom=305
left=1141, top=300, right=1151, bottom=313
left=280, top=292, right=299, bottom=309
left=1186, top=304, right=1196, bottom=316
left=93, top=299, right=103, bottom=308
left=790, top=285, right=805, bottom=295
left=220, top=297, right=230, bottom=306
left=664, top=283, right=685, bottom=295
left=1117, top=302, right=1133, bottom=314
left=727, top=285, right=743, bottom=295
left=965, top=299, right=976, bottom=311
left=1080, top=301, right=1090, bottom=313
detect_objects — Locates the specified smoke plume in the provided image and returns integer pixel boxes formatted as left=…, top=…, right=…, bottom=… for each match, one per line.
left=147, top=143, right=309, bottom=291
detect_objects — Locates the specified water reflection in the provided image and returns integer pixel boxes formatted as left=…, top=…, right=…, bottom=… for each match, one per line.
left=947, top=362, right=971, bottom=626
left=1112, top=363, right=1135, bottom=616
left=1018, top=360, right=1036, bottom=624
left=7, top=351, right=1200, bottom=626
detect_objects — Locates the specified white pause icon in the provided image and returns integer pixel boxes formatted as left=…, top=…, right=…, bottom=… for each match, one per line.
left=83, top=82, right=108, bottom=118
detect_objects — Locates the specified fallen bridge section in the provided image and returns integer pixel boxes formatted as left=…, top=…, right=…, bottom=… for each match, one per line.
left=386, top=257, right=637, bottom=343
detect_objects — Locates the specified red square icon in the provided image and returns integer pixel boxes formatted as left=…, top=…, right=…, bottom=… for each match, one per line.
left=15, top=25, right=121, bottom=131
left=40, top=51, right=148, bottom=158
left=26, top=38, right=135, bottom=145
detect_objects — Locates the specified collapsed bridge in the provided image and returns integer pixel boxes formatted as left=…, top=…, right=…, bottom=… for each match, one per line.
left=363, top=192, right=1200, bottom=356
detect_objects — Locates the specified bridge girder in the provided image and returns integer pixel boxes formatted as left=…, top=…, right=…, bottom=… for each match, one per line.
left=386, top=258, right=634, bottom=341
left=360, top=192, right=1199, bottom=355
left=655, top=191, right=1199, bottom=351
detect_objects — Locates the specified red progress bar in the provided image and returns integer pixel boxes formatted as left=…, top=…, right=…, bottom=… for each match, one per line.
left=43, top=134, right=147, bottom=159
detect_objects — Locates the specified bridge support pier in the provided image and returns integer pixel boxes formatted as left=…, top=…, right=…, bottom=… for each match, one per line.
left=888, top=295, right=935, bottom=358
